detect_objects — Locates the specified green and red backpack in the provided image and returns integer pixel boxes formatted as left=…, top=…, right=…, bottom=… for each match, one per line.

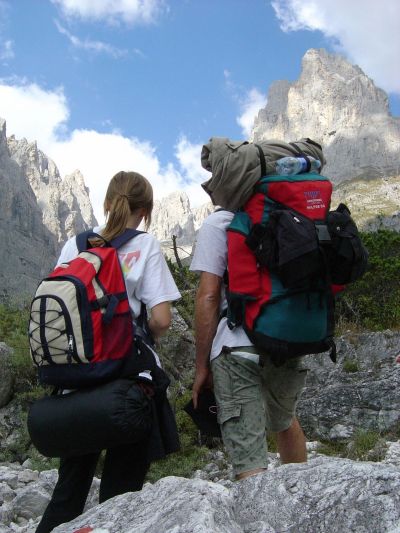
left=225, top=171, right=368, bottom=366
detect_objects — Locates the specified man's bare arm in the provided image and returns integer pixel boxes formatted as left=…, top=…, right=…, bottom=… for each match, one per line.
left=192, top=271, right=222, bottom=408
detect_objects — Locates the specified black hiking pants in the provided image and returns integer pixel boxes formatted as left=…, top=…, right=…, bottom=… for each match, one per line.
left=35, top=441, right=150, bottom=533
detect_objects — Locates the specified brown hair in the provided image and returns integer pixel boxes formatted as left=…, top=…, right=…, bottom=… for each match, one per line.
left=98, top=171, right=153, bottom=244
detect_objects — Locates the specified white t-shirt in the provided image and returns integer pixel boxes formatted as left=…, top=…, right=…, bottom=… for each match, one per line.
left=190, top=210, right=252, bottom=361
left=57, top=227, right=181, bottom=319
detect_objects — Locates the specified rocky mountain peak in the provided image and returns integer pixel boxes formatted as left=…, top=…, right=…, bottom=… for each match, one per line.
left=252, top=48, right=400, bottom=183
left=7, top=135, right=61, bottom=189
left=0, top=118, right=8, bottom=156
left=6, top=131, right=96, bottom=243
left=301, top=48, right=389, bottom=115
left=150, top=190, right=194, bottom=245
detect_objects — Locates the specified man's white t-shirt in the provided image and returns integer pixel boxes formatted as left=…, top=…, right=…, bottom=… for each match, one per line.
left=190, top=210, right=252, bottom=361
left=57, top=227, right=181, bottom=319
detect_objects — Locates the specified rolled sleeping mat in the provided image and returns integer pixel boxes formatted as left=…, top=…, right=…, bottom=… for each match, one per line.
left=27, top=379, right=152, bottom=458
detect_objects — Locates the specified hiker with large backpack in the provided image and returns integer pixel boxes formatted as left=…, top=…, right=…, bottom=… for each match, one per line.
left=31, top=171, right=181, bottom=533
left=191, top=137, right=368, bottom=480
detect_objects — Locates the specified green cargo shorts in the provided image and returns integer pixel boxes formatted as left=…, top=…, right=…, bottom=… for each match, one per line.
left=211, top=348, right=308, bottom=476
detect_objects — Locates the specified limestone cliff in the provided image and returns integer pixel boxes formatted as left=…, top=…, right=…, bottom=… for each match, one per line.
left=0, top=119, right=57, bottom=299
left=7, top=136, right=96, bottom=243
left=149, top=192, right=213, bottom=262
left=0, top=120, right=96, bottom=300
left=252, top=48, right=400, bottom=184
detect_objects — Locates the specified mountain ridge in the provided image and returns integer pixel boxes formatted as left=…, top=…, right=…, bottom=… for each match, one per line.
left=1, top=48, right=399, bottom=298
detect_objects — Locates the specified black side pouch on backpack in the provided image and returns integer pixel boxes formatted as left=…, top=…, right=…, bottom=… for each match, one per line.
left=326, top=204, right=369, bottom=284
left=247, top=210, right=323, bottom=288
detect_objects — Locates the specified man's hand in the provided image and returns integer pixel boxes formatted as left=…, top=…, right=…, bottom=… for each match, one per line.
left=192, top=367, right=213, bottom=409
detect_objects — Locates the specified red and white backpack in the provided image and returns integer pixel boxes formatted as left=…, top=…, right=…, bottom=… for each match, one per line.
left=28, top=229, right=153, bottom=389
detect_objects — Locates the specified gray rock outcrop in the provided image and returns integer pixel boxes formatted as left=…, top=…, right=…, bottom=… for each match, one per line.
left=43, top=457, right=400, bottom=533
left=0, top=119, right=57, bottom=300
left=0, top=119, right=97, bottom=300
left=252, top=48, right=400, bottom=185
left=2, top=438, right=400, bottom=531
left=298, top=330, right=400, bottom=440
left=331, top=174, right=400, bottom=231
left=0, top=464, right=99, bottom=532
left=7, top=135, right=96, bottom=243
left=149, top=191, right=212, bottom=262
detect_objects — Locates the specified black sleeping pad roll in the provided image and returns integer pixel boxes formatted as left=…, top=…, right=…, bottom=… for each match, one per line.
left=27, top=379, right=152, bottom=458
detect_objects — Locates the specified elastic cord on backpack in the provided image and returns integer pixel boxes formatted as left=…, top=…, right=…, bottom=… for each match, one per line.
left=254, top=144, right=267, bottom=178
left=289, top=142, right=311, bottom=172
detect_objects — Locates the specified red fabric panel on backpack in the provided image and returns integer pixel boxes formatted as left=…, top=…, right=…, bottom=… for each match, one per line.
left=227, top=231, right=261, bottom=297
left=244, top=192, right=267, bottom=224
left=51, top=256, right=96, bottom=281
left=332, top=284, right=345, bottom=295
left=98, top=313, right=133, bottom=362
left=245, top=268, right=272, bottom=330
left=92, top=248, right=131, bottom=361
left=96, top=248, right=129, bottom=310
left=267, top=180, right=332, bottom=220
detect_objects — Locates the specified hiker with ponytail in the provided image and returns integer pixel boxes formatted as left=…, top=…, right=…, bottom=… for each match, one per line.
left=35, top=171, right=181, bottom=533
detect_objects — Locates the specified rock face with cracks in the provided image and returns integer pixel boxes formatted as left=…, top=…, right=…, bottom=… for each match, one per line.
left=297, top=330, right=400, bottom=440
left=46, top=457, right=400, bottom=533
left=2, top=445, right=400, bottom=531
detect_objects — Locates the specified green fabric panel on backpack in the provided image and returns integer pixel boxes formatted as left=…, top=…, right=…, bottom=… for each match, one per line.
left=227, top=210, right=251, bottom=235
left=255, top=173, right=329, bottom=193
left=254, top=291, right=328, bottom=343
left=261, top=173, right=329, bottom=183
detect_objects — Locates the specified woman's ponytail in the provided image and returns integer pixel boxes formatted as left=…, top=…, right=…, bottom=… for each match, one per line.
left=97, top=171, right=153, bottom=244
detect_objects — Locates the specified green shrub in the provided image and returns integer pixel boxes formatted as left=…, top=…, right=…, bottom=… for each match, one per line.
left=347, top=430, right=384, bottom=461
left=317, top=430, right=385, bottom=462
left=342, top=359, right=360, bottom=373
left=335, top=230, right=400, bottom=331
left=0, top=302, right=37, bottom=388
left=316, top=440, right=347, bottom=458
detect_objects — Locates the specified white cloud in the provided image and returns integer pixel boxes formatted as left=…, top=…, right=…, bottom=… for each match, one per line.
left=237, top=88, right=267, bottom=138
left=0, top=81, right=209, bottom=223
left=175, top=136, right=209, bottom=184
left=52, top=0, right=166, bottom=25
left=0, top=39, right=14, bottom=61
left=224, top=70, right=267, bottom=138
left=272, top=0, right=400, bottom=94
left=0, top=82, right=69, bottom=146
left=55, top=20, right=128, bottom=58
left=173, top=136, right=211, bottom=205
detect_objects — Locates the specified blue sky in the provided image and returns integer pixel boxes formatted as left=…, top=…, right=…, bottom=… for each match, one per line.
left=0, top=0, right=399, bottom=222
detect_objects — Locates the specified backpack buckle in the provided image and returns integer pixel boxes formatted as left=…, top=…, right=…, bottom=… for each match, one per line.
left=316, top=223, right=331, bottom=243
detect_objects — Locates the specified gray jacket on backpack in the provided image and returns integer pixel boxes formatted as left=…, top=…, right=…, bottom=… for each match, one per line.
left=201, top=137, right=326, bottom=211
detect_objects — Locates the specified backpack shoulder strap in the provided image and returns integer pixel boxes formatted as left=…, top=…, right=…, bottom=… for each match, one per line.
left=110, top=229, right=145, bottom=249
left=76, top=230, right=106, bottom=253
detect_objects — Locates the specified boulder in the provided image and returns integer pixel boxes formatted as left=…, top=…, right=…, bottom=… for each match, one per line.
left=50, top=456, right=400, bottom=533
left=298, top=330, right=400, bottom=440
